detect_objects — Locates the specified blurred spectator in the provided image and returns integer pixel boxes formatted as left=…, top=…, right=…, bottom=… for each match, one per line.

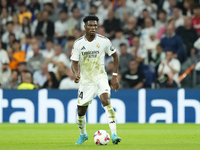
left=18, top=3, right=32, bottom=24
left=64, top=36, right=75, bottom=58
left=126, top=0, right=143, bottom=18
left=96, top=0, right=110, bottom=23
left=191, top=5, right=200, bottom=35
left=21, top=34, right=32, bottom=52
left=76, top=0, right=90, bottom=16
left=21, top=17, right=32, bottom=36
left=35, top=11, right=55, bottom=40
left=124, top=17, right=141, bottom=46
left=140, top=17, right=155, bottom=44
left=0, top=59, right=11, bottom=87
left=28, top=0, right=41, bottom=20
left=54, top=10, right=68, bottom=47
left=144, top=30, right=160, bottom=65
left=110, top=0, right=122, bottom=11
left=44, top=2, right=60, bottom=22
left=2, top=70, right=19, bottom=89
left=33, top=62, right=48, bottom=88
left=138, top=0, right=158, bottom=20
left=72, top=28, right=82, bottom=39
left=62, top=0, right=77, bottom=16
left=46, top=44, right=71, bottom=73
left=59, top=69, right=79, bottom=89
left=71, top=8, right=84, bottom=31
left=171, top=6, right=184, bottom=29
left=157, top=73, right=178, bottom=88
left=31, top=12, right=42, bottom=35
left=131, top=36, right=147, bottom=63
left=12, top=13, right=22, bottom=32
left=158, top=50, right=181, bottom=87
left=155, top=9, right=167, bottom=32
left=160, top=24, right=186, bottom=63
left=56, top=62, right=68, bottom=82
left=0, top=7, right=13, bottom=32
left=115, top=0, right=133, bottom=23
left=163, top=0, right=177, bottom=17
left=182, top=0, right=194, bottom=17
left=17, top=62, right=27, bottom=83
left=194, top=37, right=200, bottom=50
left=0, top=0, right=14, bottom=15
left=7, top=49, right=18, bottom=70
left=103, top=10, right=121, bottom=39
left=0, top=42, right=9, bottom=66
left=42, top=71, right=59, bottom=89
left=112, top=29, right=129, bottom=54
left=27, top=44, right=44, bottom=73
left=42, top=39, right=55, bottom=58
left=176, top=16, right=198, bottom=56
left=137, top=9, right=153, bottom=29
left=88, top=5, right=103, bottom=25
left=120, top=59, right=145, bottom=89
left=151, top=44, right=166, bottom=71
left=118, top=43, right=134, bottom=75
left=11, top=40, right=26, bottom=69
left=97, top=26, right=106, bottom=37
left=17, top=70, right=35, bottom=90
left=2, top=22, right=23, bottom=46
left=25, top=37, right=40, bottom=61
left=6, top=33, right=16, bottom=50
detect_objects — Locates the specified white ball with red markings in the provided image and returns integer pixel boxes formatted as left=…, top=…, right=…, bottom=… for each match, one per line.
left=93, top=130, right=110, bottom=145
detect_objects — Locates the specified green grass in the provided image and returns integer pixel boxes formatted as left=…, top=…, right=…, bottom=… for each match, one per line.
left=0, top=123, right=200, bottom=150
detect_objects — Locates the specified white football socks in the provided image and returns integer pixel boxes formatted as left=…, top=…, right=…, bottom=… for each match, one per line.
left=77, top=115, right=86, bottom=135
left=104, top=104, right=117, bottom=135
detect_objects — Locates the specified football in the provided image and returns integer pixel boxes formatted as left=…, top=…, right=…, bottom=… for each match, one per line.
left=93, top=130, right=110, bottom=145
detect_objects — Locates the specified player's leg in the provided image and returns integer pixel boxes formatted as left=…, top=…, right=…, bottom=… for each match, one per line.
left=77, top=106, right=88, bottom=135
left=100, top=93, right=121, bottom=145
left=76, top=84, right=97, bottom=144
left=76, top=105, right=89, bottom=145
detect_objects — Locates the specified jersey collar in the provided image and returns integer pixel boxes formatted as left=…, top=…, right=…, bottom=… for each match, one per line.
left=84, top=34, right=97, bottom=42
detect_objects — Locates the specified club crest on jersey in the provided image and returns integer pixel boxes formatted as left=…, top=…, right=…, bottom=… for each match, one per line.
left=96, top=43, right=100, bottom=48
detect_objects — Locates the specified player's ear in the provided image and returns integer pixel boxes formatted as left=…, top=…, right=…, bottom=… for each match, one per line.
left=84, top=24, right=86, bottom=30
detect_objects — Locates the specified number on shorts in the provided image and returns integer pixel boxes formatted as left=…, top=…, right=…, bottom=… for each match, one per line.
left=79, top=91, right=83, bottom=99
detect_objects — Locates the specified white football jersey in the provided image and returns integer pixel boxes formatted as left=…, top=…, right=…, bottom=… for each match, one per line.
left=70, top=34, right=116, bottom=84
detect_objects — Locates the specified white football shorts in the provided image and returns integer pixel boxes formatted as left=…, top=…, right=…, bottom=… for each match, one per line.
left=77, top=77, right=110, bottom=106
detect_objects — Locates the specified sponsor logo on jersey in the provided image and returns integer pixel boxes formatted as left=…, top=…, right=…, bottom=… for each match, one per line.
left=96, top=43, right=100, bottom=48
left=82, top=51, right=99, bottom=58
left=81, top=46, right=86, bottom=50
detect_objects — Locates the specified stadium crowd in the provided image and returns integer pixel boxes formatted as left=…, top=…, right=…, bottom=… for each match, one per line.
left=0, top=0, right=200, bottom=90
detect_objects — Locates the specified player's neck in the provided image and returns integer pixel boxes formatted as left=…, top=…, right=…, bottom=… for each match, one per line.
left=85, top=34, right=96, bottom=42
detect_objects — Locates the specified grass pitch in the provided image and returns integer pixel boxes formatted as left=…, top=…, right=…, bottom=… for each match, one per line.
left=0, top=123, right=200, bottom=150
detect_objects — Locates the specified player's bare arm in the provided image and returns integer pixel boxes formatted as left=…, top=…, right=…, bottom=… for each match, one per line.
left=111, top=52, right=119, bottom=92
left=71, top=60, right=80, bottom=83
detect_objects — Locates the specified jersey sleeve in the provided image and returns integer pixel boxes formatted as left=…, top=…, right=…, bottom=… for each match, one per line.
left=104, top=39, right=117, bottom=56
left=70, top=42, right=80, bottom=61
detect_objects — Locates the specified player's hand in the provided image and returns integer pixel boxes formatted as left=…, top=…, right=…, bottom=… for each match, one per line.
left=74, top=74, right=81, bottom=83
left=111, top=76, right=119, bottom=92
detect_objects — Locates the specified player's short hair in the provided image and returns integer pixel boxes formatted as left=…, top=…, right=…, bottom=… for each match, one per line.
left=83, top=15, right=99, bottom=24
